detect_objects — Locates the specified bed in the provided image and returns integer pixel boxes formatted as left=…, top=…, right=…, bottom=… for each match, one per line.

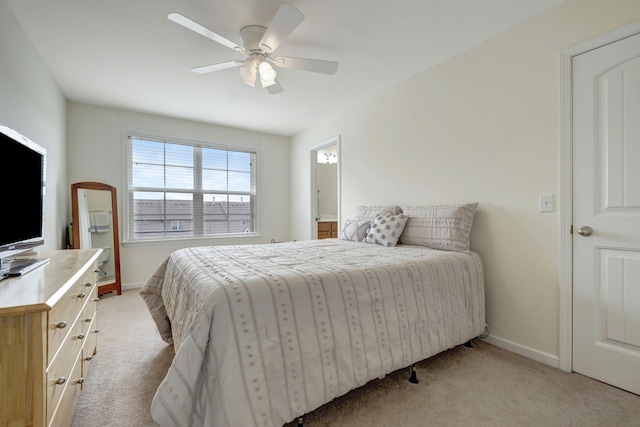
left=140, top=204, right=484, bottom=427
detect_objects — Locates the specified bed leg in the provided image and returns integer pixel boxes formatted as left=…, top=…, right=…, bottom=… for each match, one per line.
left=464, top=339, right=474, bottom=348
left=297, top=416, right=304, bottom=426
left=408, top=364, right=419, bottom=384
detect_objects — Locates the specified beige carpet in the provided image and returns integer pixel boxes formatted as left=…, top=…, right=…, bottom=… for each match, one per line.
left=72, top=289, right=640, bottom=427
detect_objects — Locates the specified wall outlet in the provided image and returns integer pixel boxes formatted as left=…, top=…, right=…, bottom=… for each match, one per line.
left=539, top=193, right=554, bottom=212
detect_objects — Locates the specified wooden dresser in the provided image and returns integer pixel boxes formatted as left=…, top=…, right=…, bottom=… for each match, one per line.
left=0, top=249, right=101, bottom=427
left=317, top=221, right=338, bottom=239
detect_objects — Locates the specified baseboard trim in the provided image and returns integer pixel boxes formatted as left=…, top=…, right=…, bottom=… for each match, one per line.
left=480, top=334, right=559, bottom=369
left=122, top=282, right=144, bottom=291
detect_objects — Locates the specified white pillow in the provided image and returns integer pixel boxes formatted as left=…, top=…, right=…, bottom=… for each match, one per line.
left=338, top=219, right=371, bottom=242
left=353, top=205, right=403, bottom=221
left=400, top=203, right=478, bottom=253
left=364, top=214, right=409, bottom=247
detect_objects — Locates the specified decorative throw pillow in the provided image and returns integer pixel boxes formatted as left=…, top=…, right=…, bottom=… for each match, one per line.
left=400, top=203, right=478, bottom=253
left=364, top=214, right=409, bottom=247
left=338, top=219, right=371, bottom=242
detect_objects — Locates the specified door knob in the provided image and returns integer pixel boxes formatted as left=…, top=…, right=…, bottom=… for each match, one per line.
left=577, top=226, right=593, bottom=237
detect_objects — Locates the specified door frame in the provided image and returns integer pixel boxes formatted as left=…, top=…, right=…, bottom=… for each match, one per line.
left=558, top=20, right=640, bottom=372
left=309, top=135, right=341, bottom=239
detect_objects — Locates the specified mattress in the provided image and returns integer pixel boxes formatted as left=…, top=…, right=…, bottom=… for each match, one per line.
left=140, top=238, right=485, bottom=427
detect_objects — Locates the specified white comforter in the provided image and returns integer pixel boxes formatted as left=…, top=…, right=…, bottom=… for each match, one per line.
left=140, top=239, right=485, bottom=427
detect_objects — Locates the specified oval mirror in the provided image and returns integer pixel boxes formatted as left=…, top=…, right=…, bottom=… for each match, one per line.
left=71, top=182, right=122, bottom=296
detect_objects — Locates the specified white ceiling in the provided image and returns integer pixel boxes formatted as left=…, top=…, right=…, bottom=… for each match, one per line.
left=6, top=0, right=566, bottom=137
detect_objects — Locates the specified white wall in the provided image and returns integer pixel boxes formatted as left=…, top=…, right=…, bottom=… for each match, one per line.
left=289, top=0, right=640, bottom=360
left=0, top=0, right=67, bottom=251
left=67, top=102, right=290, bottom=285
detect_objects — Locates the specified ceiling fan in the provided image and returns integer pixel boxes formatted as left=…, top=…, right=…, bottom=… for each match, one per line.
left=168, top=3, right=339, bottom=94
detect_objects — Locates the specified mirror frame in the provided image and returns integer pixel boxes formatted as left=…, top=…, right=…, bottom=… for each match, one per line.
left=71, top=181, right=122, bottom=296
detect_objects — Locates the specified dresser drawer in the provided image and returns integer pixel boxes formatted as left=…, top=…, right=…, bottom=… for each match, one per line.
left=82, top=314, right=98, bottom=377
left=48, top=279, right=93, bottom=365
left=47, top=351, right=83, bottom=427
left=46, top=318, right=85, bottom=423
left=81, top=283, right=98, bottom=328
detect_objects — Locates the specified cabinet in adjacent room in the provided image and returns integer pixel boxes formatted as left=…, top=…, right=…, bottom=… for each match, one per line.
left=317, top=221, right=338, bottom=239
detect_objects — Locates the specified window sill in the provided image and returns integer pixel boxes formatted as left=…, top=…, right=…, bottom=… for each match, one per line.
left=121, top=233, right=261, bottom=248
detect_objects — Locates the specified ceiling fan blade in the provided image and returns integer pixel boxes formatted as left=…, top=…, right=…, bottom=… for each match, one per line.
left=273, top=56, right=339, bottom=75
left=266, top=79, right=284, bottom=94
left=259, top=4, right=304, bottom=53
left=191, top=60, right=243, bottom=74
left=168, top=13, right=247, bottom=54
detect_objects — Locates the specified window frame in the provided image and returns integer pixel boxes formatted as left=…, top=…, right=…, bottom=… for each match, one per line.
left=122, top=130, right=258, bottom=244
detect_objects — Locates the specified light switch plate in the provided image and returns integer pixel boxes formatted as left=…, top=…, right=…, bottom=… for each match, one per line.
left=539, top=193, right=554, bottom=212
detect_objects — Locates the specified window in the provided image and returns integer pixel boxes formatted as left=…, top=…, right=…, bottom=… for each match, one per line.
left=125, top=133, right=257, bottom=242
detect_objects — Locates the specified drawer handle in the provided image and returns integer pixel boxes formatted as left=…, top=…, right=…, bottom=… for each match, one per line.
left=85, top=282, right=93, bottom=287
left=93, top=298, right=100, bottom=302
left=93, top=329, right=100, bottom=334
left=94, top=269, right=100, bottom=273
left=75, top=378, right=84, bottom=385
left=77, top=334, right=86, bottom=340
left=55, top=377, right=66, bottom=385
left=56, top=321, right=68, bottom=329
left=85, top=317, right=92, bottom=323
left=85, top=356, right=93, bottom=361
left=77, top=293, right=86, bottom=299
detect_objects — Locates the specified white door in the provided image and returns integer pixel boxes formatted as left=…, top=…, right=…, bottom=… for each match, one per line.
left=572, top=32, right=640, bottom=395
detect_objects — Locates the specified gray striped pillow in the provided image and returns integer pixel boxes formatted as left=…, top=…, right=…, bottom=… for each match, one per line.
left=400, top=203, right=478, bottom=253
left=353, top=205, right=403, bottom=221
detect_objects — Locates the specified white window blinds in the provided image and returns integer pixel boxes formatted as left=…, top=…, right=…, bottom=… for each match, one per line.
left=126, top=134, right=257, bottom=241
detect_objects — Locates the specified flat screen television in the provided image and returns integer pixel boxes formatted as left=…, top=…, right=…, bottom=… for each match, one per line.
left=0, top=123, right=49, bottom=279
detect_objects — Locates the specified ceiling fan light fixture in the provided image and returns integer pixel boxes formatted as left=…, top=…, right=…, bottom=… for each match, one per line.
left=261, top=78, right=277, bottom=88
left=259, top=61, right=277, bottom=87
left=239, top=58, right=258, bottom=87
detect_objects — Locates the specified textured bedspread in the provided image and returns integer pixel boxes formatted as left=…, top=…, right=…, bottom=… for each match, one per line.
left=140, top=239, right=485, bottom=427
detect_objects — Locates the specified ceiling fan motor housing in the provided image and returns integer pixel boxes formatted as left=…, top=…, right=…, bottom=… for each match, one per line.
left=239, top=25, right=268, bottom=52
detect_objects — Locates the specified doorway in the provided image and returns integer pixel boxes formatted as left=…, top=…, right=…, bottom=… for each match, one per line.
left=310, top=136, right=340, bottom=239
left=560, top=21, right=640, bottom=394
